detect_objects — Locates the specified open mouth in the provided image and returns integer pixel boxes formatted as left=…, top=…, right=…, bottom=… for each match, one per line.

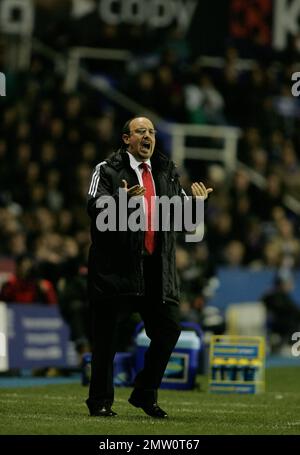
left=141, top=142, right=151, bottom=151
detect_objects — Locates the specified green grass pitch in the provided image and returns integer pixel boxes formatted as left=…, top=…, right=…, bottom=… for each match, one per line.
left=0, top=367, right=300, bottom=435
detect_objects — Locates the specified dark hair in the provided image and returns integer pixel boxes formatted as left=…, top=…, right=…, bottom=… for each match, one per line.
left=120, top=119, right=132, bottom=150
left=122, top=118, right=134, bottom=135
left=121, top=115, right=155, bottom=136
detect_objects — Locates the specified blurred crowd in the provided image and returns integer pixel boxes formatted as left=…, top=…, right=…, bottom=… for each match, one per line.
left=1, top=20, right=300, bottom=355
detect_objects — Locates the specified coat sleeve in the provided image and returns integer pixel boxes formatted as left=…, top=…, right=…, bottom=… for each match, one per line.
left=87, top=161, right=122, bottom=218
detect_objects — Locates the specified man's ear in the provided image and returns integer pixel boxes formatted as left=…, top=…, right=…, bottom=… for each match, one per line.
left=122, top=134, right=130, bottom=145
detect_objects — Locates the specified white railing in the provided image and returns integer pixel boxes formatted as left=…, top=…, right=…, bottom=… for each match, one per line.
left=197, top=55, right=255, bottom=71
left=65, top=47, right=131, bottom=92
left=167, top=123, right=241, bottom=173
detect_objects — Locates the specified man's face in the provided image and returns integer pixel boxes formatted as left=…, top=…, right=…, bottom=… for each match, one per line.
left=122, top=117, right=156, bottom=161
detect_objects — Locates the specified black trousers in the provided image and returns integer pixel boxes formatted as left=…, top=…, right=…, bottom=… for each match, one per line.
left=86, top=255, right=181, bottom=410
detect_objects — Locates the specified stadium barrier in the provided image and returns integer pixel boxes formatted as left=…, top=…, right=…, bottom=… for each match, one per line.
left=0, top=302, right=77, bottom=372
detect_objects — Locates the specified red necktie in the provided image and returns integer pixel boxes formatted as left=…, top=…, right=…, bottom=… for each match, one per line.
left=140, top=162, right=155, bottom=254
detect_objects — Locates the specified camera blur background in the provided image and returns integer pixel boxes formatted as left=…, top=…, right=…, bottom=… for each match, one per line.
left=1, top=0, right=300, bottom=380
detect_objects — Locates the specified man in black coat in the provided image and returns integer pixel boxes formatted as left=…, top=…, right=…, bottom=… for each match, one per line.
left=86, top=116, right=213, bottom=418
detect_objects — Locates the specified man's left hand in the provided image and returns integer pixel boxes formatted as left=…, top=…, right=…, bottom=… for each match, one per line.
left=191, top=182, right=213, bottom=199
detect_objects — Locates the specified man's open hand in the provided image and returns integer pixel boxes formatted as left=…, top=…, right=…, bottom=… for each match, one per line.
left=191, top=182, right=213, bottom=199
left=122, top=179, right=145, bottom=196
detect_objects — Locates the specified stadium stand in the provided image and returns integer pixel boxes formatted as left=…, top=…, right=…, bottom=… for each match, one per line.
left=1, top=0, right=300, bottom=364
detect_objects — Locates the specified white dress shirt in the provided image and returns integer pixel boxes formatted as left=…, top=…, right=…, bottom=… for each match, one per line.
left=126, top=151, right=156, bottom=196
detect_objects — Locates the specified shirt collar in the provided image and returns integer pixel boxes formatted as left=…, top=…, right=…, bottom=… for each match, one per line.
left=126, top=151, right=152, bottom=171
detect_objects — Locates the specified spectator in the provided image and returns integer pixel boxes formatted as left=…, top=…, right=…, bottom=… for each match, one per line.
left=0, top=254, right=57, bottom=305
left=185, top=73, right=225, bottom=125
left=261, top=241, right=283, bottom=268
left=277, top=141, right=300, bottom=200
left=222, top=240, right=246, bottom=267
left=57, top=263, right=91, bottom=357
left=273, top=217, right=300, bottom=268
left=262, top=270, right=300, bottom=352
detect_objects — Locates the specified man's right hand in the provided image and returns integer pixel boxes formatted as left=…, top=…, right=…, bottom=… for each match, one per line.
left=122, top=179, right=145, bottom=196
